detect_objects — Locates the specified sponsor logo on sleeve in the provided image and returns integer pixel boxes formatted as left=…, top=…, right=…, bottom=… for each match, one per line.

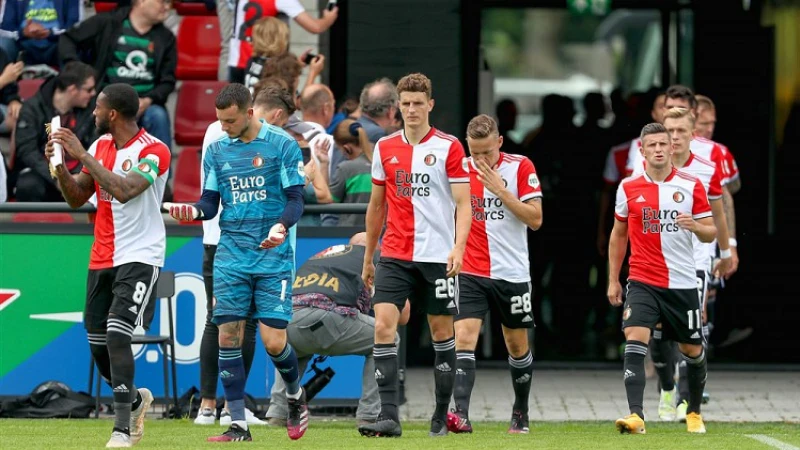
left=528, top=173, right=540, bottom=188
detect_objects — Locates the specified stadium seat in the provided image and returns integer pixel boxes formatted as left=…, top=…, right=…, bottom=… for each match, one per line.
left=174, top=0, right=216, bottom=16
left=174, top=80, right=226, bottom=145
left=88, top=271, right=178, bottom=417
left=172, top=146, right=202, bottom=203
left=17, top=78, right=45, bottom=101
left=11, top=213, right=75, bottom=223
left=176, top=16, right=222, bottom=80
left=93, top=1, right=117, bottom=13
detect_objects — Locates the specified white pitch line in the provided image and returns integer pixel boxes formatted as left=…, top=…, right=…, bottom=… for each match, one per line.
left=745, top=435, right=800, bottom=450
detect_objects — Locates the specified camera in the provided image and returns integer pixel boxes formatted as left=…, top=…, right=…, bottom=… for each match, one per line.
left=304, top=53, right=317, bottom=65
left=303, top=357, right=335, bottom=402
left=326, top=0, right=337, bottom=11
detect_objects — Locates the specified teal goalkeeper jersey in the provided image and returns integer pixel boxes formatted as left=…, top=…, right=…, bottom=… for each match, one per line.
left=203, top=121, right=305, bottom=271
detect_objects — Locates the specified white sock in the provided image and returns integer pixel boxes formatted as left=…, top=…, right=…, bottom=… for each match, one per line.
left=286, top=389, right=302, bottom=400
left=232, top=420, right=248, bottom=431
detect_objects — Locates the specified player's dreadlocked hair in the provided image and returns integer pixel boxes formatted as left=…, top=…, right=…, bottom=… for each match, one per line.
left=215, top=83, right=252, bottom=111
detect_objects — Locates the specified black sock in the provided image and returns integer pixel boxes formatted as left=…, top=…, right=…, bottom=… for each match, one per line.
left=88, top=333, right=113, bottom=383
left=373, top=343, right=399, bottom=422
left=623, top=340, right=648, bottom=420
left=453, top=350, right=476, bottom=415
left=508, top=350, right=534, bottom=414
left=242, top=320, right=258, bottom=377
left=677, top=360, right=689, bottom=404
left=432, top=338, right=456, bottom=420
left=683, top=349, right=707, bottom=414
left=199, top=313, right=219, bottom=400
left=107, top=317, right=136, bottom=433
left=649, top=331, right=675, bottom=391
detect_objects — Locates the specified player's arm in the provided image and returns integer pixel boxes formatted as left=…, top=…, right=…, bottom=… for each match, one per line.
left=53, top=166, right=95, bottom=208
left=447, top=140, right=472, bottom=277
left=681, top=216, right=716, bottom=243
left=721, top=186, right=736, bottom=243
left=726, top=177, right=741, bottom=195
left=451, top=181, right=472, bottom=251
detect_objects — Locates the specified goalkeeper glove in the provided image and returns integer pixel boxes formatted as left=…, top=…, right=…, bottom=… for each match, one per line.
left=164, top=202, right=200, bottom=222
left=260, top=223, right=287, bottom=249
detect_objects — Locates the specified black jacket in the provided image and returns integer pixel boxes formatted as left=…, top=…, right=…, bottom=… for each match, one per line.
left=12, top=77, right=97, bottom=185
left=58, top=7, right=176, bottom=106
left=0, top=50, right=21, bottom=121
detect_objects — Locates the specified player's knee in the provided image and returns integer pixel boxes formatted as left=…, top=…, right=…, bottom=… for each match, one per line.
left=428, top=316, right=454, bottom=342
left=678, top=343, right=703, bottom=358
left=505, top=338, right=529, bottom=358
left=454, top=320, right=481, bottom=350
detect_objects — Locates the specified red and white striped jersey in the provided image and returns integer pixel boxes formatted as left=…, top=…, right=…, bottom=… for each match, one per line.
left=228, top=0, right=305, bottom=70
left=713, top=141, right=739, bottom=185
left=632, top=152, right=723, bottom=270
left=372, top=128, right=469, bottom=263
left=615, top=168, right=712, bottom=289
left=689, top=137, right=731, bottom=184
left=462, top=153, right=542, bottom=282
left=82, top=129, right=171, bottom=270
left=606, top=138, right=639, bottom=184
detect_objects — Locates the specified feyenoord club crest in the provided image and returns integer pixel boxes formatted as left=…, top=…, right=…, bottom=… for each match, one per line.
left=137, top=161, right=152, bottom=173
left=673, top=191, right=685, bottom=203
left=502, top=178, right=508, bottom=188
left=253, top=154, right=264, bottom=168
left=121, top=159, right=133, bottom=172
left=623, top=307, right=632, bottom=321
left=424, top=154, right=437, bottom=166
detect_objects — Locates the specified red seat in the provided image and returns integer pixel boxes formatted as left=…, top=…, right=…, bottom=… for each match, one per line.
left=12, top=213, right=75, bottom=223
left=18, top=78, right=45, bottom=101
left=176, top=16, right=222, bottom=80
left=94, top=2, right=117, bottom=13
left=174, top=0, right=216, bottom=16
left=172, top=146, right=202, bottom=203
left=174, top=81, right=226, bottom=146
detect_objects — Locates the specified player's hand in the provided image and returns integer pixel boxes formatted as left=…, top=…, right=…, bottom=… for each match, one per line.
left=260, top=223, right=287, bottom=249
left=164, top=202, right=200, bottom=221
left=446, top=246, right=464, bottom=277
left=474, top=158, right=506, bottom=197
left=50, top=128, right=87, bottom=160
left=607, top=279, right=623, bottom=306
left=675, top=213, right=697, bottom=232
left=362, top=260, right=375, bottom=292
left=726, top=246, right=739, bottom=278
left=713, top=256, right=732, bottom=279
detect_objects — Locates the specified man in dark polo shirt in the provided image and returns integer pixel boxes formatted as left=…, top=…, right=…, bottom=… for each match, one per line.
left=265, top=232, right=408, bottom=427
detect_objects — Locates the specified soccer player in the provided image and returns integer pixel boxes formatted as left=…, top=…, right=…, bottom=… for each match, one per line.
left=167, top=84, right=308, bottom=441
left=446, top=115, right=542, bottom=435
left=608, top=122, right=715, bottom=435
left=358, top=73, right=471, bottom=438
left=46, top=83, right=171, bottom=448
left=193, top=83, right=298, bottom=426
left=694, top=95, right=741, bottom=194
left=632, top=108, right=733, bottom=421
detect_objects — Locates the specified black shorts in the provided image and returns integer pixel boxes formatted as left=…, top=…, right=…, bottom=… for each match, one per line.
left=85, top=262, right=160, bottom=331
left=695, top=270, right=707, bottom=309
left=622, top=280, right=704, bottom=345
left=456, top=274, right=534, bottom=329
left=203, top=244, right=217, bottom=312
left=373, top=257, right=457, bottom=316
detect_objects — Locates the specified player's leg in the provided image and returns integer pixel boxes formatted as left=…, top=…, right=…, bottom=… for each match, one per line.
left=649, top=325, right=677, bottom=421
left=661, top=288, right=708, bottom=433
left=107, top=264, right=159, bottom=447
left=615, top=281, right=659, bottom=434
left=420, top=263, right=458, bottom=437
left=207, top=262, right=253, bottom=442
left=493, top=280, right=535, bottom=434
left=447, top=274, right=488, bottom=433
left=677, top=270, right=709, bottom=421
left=197, top=245, right=219, bottom=424
left=255, top=270, right=308, bottom=440
left=358, top=259, right=415, bottom=437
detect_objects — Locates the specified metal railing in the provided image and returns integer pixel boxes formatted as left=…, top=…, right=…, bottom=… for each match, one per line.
left=0, top=202, right=368, bottom=215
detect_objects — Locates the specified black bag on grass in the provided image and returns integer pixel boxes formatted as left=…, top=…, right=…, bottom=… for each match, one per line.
left=0, top=381, right=94, bottom=419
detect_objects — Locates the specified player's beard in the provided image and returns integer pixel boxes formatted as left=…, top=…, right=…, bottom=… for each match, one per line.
left=229, top=120, right=249, bottom=139
left=96, top=116, right=110, bottom=136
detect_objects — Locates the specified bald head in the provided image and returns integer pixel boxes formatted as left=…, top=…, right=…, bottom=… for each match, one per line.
left=359, top=78, right=398, bottom=122
left=349, top=232, right=368, bottom=246
left=300, top=84, right=334, bottom=114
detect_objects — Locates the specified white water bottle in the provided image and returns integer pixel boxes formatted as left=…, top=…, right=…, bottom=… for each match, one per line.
left=49, top=115, right=63, bottom=167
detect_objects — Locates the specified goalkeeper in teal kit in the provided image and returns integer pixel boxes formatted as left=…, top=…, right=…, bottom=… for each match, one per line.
left=167, top=84, right=308, bottom=442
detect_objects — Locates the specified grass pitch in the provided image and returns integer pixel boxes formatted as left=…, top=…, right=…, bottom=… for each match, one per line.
left=0, top=419, right=798, bottom=449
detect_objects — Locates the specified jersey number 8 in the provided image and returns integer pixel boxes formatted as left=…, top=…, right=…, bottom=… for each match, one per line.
left=132, top=281, right=148, bottom=305
left=510, top=292, right=532, bottom=315
left=435, top=278, right=455, bottom=299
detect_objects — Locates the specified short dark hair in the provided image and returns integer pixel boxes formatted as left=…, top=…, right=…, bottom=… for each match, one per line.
left=640, top=122, right=669, bottom=142
left=101, top=83, right=139, bottom=120
left=55, top=61, right=95, bottom=91
left=397, top=73, right=432, bottom=99
left=665, top=84, right=697, bottom=110
left=215, top=83, right=252, bottom=111
left=253, top=84, right=296, bottom=116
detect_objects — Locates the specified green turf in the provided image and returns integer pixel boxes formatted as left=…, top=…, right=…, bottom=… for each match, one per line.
left=0, top=419, right=798, bottom=449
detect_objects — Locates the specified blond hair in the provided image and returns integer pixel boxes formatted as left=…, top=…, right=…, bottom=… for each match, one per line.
left=663, top=107, right=695, bottom=124
left=466, top=114, right=499, bottom=139
left=695, top=94, right=715, bottom=112
left=251, top=17, right=289, bottom=58
left=397, top=73, right=432, bottom=99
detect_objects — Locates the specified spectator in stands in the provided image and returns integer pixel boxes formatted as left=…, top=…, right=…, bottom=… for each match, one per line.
left=310, top=119, right=373, bottom=226
left=58, top=0, right=176, bottom=149
left=227, top=0, right=338, bottom=83
left=299, top=84, right=336, bottom=160
left=0, top=0, right=81, bottom=67
left=496, top=98, right=522, bottom=155
left=261, top=52, right=303, bottom=99
left=12, top=61, right=96, bottom=202
left=327, top=95, right=360, bottom=134
left=243, top=17, right=288, bottom=91
left=357, top=78, right=398, bottom=143
left=0, top=49, right=22, bottom=134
